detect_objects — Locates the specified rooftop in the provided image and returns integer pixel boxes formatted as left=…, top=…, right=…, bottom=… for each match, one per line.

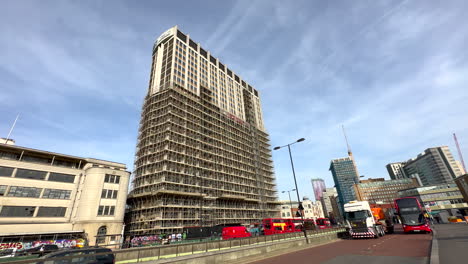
left=0, top=142, right=127, bottom=169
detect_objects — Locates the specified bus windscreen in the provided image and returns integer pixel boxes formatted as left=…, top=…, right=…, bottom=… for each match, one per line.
left=396, top=198, right=419, bottom=213
left=396, top=198, right=424, bottom=225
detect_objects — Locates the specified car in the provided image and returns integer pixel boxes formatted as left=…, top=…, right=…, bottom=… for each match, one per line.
left=20, top=244, right=60, bottom=257
left=0, top=249, right=16, bottom=259
left=36, top=247, right=114, bottom=264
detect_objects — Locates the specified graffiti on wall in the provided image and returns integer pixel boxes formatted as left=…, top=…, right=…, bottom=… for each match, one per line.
left=131, top=235, right=161, bottom=246
left=0, top=239, right=86, bottom=250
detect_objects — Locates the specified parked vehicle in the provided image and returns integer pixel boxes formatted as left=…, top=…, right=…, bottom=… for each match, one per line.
left=36, top=247, right=114, bottom=264
left=316, top=218, right=332, bottom=229
left=394, top=197, right=431, bottom=233
left=183, top=223, right=241, bottom=240
left=19, top=244, right=60, bottom=257
left=222, top=226, right=252, bottom=240
left=0, top=249, right=16, bottom=259
left=344, top=201, right=385, bottom=238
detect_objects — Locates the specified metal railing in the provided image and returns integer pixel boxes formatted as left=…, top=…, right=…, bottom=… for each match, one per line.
left=2, top=228, right=345, bottom=264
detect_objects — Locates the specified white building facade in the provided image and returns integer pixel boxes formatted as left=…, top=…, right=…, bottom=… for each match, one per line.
left=0, top=142, right=130, bottom=249
left=279, top=197, right=324, bottom=220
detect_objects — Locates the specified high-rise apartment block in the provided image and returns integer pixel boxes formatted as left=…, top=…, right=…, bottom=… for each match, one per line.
left=403, top=146, right=463, bottom=186
left=329, top=157, right=359, bottom=212
left=456, top=161, right=466, bottom=175
left=386, top=162, right=407, bottom=180
left=0, top=142, right=130, bottom=247
left=125, top=27, right=278, bottom=236
left=311, top=178, right=326, bottom=201
left=386, top=147, right=463, bottom=186
left=320, top=187, right=337, bottom=218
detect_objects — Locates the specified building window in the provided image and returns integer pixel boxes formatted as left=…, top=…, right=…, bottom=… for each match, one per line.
left=97, top=206, right=115, bottom=216
left=104, top=174, right=120, bottom=184
left=42, top=189, right=71, bottom=199
left=36, top=207, right=67, bottom=217
left=101, top=189, right=118, bottom=199
left=15, top=169, right=47, bottom=180
left=7, top=186, right=42, bottom=197
left=0, top=185, right=7, bottom=196
left=0, top=166, right=14, bottom=177
left=96, top=226, right=107, bottom=244
left=0, top=206, right=36, bottom=217
left=48, top=172, right=75, bottom=183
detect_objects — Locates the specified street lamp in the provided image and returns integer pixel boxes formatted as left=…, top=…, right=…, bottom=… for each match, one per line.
left=282, top=189, right=296, bottom=218
left=274, top=138, right=309, bottom=243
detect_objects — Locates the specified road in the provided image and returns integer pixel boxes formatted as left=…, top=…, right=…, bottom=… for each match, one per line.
left=250, top=225, right=431, bottom=264
left=433, top=223, right=468, bottom=263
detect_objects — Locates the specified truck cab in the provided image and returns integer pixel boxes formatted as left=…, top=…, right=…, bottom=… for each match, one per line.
left=344, top=201, right=385, bottom=238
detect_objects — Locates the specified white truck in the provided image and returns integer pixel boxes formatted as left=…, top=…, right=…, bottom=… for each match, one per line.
left=344, top=201, right=385, bottom=238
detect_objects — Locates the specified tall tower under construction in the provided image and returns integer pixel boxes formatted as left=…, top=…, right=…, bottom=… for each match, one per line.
left=125, top=26, right=279, bottom=235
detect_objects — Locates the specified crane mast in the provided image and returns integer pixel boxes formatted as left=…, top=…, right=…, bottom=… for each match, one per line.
left=453, top=133, right=467, bottom=173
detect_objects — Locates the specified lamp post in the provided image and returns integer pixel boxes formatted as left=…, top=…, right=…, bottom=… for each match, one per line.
left=282, top=189, right=296, bottom=218
left=274, top=138, right=309, bottom=243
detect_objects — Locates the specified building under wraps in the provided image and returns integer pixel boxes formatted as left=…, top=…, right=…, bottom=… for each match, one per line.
left=125, top=26, right=280, bottom=236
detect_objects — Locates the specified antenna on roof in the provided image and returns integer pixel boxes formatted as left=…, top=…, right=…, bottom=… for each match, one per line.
left=342, top=125, right=352, bottom=157
left=4, top=114, right=19, bottom=144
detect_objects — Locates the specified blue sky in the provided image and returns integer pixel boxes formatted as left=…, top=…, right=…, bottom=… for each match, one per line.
left=1, top=0, right=468, bottom=202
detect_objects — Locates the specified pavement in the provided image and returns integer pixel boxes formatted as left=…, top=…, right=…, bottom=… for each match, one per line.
left=430, top=223, right=468, bottom=264
left=249, top=225, right=432, bottom=264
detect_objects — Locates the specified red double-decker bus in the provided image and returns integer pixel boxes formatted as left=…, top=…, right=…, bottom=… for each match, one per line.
left=262, top=218, right=319, bottom=235
left=394, top=197, right=431, bottom=233
left=262, top=218, right=294, bottom=235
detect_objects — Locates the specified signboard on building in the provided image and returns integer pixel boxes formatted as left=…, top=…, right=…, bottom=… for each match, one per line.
left=156, top=28, right=174, bottom=46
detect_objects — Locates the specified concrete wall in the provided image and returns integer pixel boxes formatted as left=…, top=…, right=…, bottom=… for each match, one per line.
left=113, top=230, right=344, bottom=264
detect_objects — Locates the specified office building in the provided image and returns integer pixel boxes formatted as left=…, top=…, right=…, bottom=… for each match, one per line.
left=386, top=162, right=407, bottom=180
left=330, top=157, right=359, bottom=213
left=329, top=194, right=342, bottom=222
left=125, top=26, right=279, bottom=236
left=311, top=178, right=326, bottom=201
left=354, top=178, right=419, bottom=205
left=0, top=142, right=130, bottom=248
left=320, top=187, right=337, bottom=218
left=455, top=174, right=468, bottom=203
left=455, top=161, right=466, bottom=175
left=403, top=146, right=463, bottom=186
left=398, top=183, right=468, bottom=222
